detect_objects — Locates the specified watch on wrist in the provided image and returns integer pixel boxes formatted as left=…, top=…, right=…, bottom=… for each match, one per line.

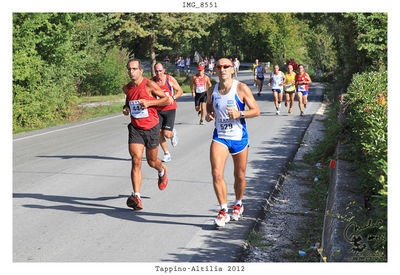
left=172, top=95, right=176, bottom=100
left=240, top=111, right=245, bottom=119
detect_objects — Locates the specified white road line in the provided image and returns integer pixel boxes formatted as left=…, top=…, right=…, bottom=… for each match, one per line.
left=13, top=114, right=123, bottom=142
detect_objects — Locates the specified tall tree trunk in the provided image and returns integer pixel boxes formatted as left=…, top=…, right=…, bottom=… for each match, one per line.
left=149, top=33, right=156, bottom=77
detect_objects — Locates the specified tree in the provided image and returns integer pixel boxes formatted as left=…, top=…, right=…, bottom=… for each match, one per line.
left=111, top=13, right=217, bottom=76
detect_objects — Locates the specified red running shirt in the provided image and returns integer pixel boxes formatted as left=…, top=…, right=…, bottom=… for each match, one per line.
left=296, top=72, right=309, bottom=92
left=125, top=78, right=159, bottom=130
left=152, top=75, right=177, bottom=111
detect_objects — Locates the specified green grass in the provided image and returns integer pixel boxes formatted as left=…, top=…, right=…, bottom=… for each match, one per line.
left=13, top=100, right=124, bottom=135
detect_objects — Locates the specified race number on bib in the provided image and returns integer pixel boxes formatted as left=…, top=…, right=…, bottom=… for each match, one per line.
left=285, top=84, right=293, bottom=90
left=129, top=100, right=149, bottom=119
left=196, top=86, right=206, bottom=93
left=298, top=85, right=306, bottom=92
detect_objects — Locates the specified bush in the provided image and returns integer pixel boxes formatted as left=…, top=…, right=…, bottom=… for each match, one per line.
left=342, top=71, right=387, bottom=252
left=79, top=47, right=129, bottom=96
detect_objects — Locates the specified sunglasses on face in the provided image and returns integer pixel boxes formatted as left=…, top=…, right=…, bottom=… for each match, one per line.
left=216, top=65, right=232, bottom=70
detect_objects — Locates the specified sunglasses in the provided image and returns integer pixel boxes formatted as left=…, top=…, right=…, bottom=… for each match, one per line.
left=216, top=65, right=232, bottom=70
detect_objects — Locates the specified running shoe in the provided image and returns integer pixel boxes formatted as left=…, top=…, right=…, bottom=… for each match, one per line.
left=231, top=204, right=244, bottom=221
left=257, top=92, right=261, bottom=97
left=285, top=101, right=288, bottom=107
left=199, top=120, right=204, bottom=125
left=276, top=110, right=280, bottom=115
left=162, top=152, right=171, bottom=162
left=126, top=193, right=143, bottom=210
left=214, top=209, right=230, bottom=228
left=158, top=164, right=168, bottom=190
left=198, top=110, right=201, bottom=116
left=171, top=128, right=178, bottom=147
left=300, top=111, right=304, bottom=116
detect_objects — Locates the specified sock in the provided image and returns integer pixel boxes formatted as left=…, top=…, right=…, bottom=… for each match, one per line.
left=134, top=192, right=141, bottom=198
left=235, top=200, right=242, bottom=206
left=220, top=204, right=228, bottom=212
left=164, top=151, right=170, bottom=155
left=158, top=168, right=165, bottom=177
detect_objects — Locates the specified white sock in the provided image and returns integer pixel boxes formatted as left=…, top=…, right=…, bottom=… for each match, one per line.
left=220, top=204, right=228, bottom=212
left=235, top=200, right=242, bottom=206
left=164, top=151, right=170, bottom=155
left=134, top=192, right=141, bottom=198
left=159, top=168, right=165, bottom=177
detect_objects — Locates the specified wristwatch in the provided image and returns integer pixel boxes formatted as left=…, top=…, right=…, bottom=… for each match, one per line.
left=240, top=111, right=245, bottom=119
left=172, top=95, right=176, bottom=100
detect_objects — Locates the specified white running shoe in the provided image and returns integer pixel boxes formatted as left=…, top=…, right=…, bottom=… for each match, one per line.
left=214, top=210, right=230, bottom=227
left=162, top=152, right=171, bottom=162
left=231, top=204, right=244, bottom=221
left=171, top=128, right=178, bottom=147
left=276, top=110, right=280, bottom=115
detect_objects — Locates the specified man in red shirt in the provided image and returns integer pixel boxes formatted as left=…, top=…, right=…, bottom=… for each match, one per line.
left=190, top=65, right=212, bottom=125
left=153, top=63, right=184, bottom=162
left=122, top=59, right=173, bottom=210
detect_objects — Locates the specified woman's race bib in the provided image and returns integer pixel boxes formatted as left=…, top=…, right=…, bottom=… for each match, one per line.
left=129, top=100, right=149, bottom=119
left=298, top=85, right=306, bottom=92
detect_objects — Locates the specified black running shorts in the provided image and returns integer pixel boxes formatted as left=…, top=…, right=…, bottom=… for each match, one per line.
left=128, top=123, right=160, bottom=149
left=157, top=109, right=176, bottom=131
left=195, top=92, right=207, bottom=107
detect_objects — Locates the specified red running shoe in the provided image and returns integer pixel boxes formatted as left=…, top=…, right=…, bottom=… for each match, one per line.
left=126, top=193, right=143, bottom=210
left=158, top=164, right=168, bottom=190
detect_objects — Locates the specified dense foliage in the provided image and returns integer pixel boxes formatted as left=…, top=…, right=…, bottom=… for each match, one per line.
left=342, top=71, right=387, bottom=253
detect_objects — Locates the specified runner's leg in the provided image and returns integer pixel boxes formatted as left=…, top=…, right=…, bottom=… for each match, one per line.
left=232, top=146, right=248, bottom=202
left=146, top=146, right=164, bottom=174
left=297, top=92, right=304, bottom=113
left=129, top=143, right=145, bottom=193
left=210, top=141, right=230, bottom=206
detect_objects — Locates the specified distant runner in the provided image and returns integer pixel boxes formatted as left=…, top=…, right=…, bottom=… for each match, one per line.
left=252, top=59, right=259, bottom=86
left=296, top=64, right=312, bottom=116
left=205, top=58, right=260, bottom=228
left=254, top=62, right=265, bottom=97
left=122, top=59, right=172, bottom=210
left=268, top=65, right=286, bottom=115
left=233, top=57, right=240, bottom=78
left=191, top=65, right=212, bottom=125
left=283, top=64, right=296, bottom=114
left=153, top=63, right=184, bottom=162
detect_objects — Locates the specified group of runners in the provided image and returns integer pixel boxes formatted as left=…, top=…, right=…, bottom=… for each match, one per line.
left=122, top=56, right=311, bottom=228
left=253, top=57, right=312, bottom=116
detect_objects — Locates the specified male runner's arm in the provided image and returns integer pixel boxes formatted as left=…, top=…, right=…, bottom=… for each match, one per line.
left=227, top=83, right=260, bottom=120
left=281, top=72, right=286, bottom=85
left=122, top=84, right=130, bottom=116
left=206, top=76, right=212, bottom=90
left=205, top=85, right=215, bottom=122
left=190, top=77, right=195, bottom=97
left=138, top=80, right=172, bottom=109
left=169, top=76, right=184, bottom=100
left=305, top=73, right=312, bottom=84
left=267, top=72, right=272, bottom=86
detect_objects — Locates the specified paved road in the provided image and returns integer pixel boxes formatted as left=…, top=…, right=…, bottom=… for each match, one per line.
left=13, top=71, right=324, bottom=262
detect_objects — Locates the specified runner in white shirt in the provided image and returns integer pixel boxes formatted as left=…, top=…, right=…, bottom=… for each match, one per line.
left=205, top=58, right=260, bottom=228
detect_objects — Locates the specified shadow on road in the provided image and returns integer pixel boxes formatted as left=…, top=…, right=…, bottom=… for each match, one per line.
left=36, top=155, right=131, bottom=161
left=13, top=193, right=213, bottom=228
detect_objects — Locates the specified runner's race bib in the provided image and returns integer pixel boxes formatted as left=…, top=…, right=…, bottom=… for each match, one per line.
left=129, top=100, right=149, bottom=119
left=298, top=85, right=306, bottom=92
left=196, top=86, right=206, bottom=93
left=285, top=84, right=293, bottom=90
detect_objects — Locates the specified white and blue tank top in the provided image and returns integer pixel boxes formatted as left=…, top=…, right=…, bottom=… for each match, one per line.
left=211, top=80, right=248, bottom=141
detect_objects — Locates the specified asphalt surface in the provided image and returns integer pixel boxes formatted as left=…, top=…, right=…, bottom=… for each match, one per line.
left=13, top=70, right=324, bottom=262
